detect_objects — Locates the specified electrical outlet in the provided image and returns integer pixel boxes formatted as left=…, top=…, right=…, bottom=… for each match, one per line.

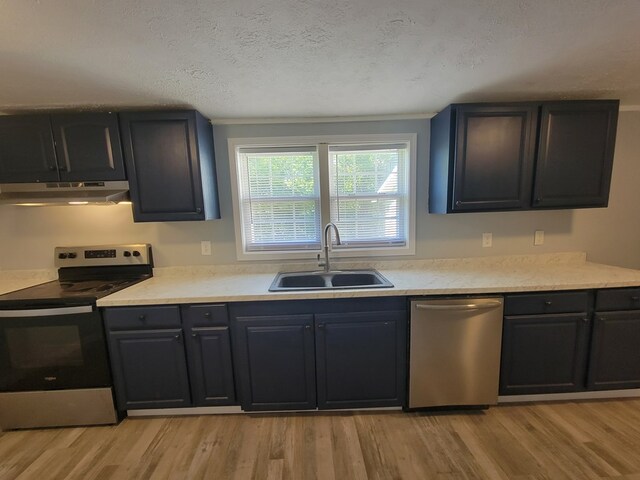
left=534, top=230, right=545, bottom=246
left=201, top=241, right=212, bottom=256
left=482, top=232, right=492, bottom=248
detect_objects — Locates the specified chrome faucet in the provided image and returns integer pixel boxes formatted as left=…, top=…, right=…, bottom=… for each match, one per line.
left=317, top=222, right=341, bottom=272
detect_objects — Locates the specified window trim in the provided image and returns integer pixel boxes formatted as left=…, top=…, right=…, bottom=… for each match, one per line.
left=228, top=133, right=417, bottom=261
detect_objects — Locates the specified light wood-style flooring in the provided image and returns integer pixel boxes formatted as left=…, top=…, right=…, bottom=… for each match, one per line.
left=2, top=399, right=640, bottom=479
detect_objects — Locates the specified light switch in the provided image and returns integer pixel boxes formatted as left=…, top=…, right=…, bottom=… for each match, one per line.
left=534, top=230, right=544, bottom=246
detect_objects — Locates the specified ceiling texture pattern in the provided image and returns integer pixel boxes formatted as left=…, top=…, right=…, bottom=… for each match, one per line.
left=1, top=0, right=639, bottom=119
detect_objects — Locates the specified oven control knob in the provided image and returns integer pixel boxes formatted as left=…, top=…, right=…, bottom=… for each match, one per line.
left=123, top=251, right=132, bottom=257
left=58, top=253, right=68, bottom=259
left=132, top=251, right=141, bottom=257
left=68, top=252, right=77, bottom=259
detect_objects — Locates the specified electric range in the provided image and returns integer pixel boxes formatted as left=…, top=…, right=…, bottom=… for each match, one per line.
left=0, top=244, right=153, bottom=430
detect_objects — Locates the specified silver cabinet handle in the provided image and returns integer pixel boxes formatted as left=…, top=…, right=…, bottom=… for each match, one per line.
left=0, top=305, right=93, bottom=317
left=414, top=301, right=502, bottom=311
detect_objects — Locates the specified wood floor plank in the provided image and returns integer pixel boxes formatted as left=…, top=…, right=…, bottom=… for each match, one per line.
left=449, top=416, right=510, bottom=480
left=330, top=414, right=368, bottom=480
left=309, top=414, right=334, bottom=480
left=494, top=405, right=608, bottom=479
left=2, top=399, right=640, bottom=480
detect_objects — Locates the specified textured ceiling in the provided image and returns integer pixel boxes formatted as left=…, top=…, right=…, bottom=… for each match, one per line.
left=1, top=0, right=639, bottom=119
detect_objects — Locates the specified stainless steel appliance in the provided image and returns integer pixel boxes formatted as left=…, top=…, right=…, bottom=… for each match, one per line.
left=0, top=244, right=152, bottom=430
left=409, top=297, right=504, bottom=408
left=0, top=181, right=130, bottom=205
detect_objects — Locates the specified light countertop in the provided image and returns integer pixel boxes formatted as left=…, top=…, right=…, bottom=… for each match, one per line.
left=0, top=269, right=57, bottom=296
left=94, top=252, right=640, bottom=307
left=2, top=253, right=639, bottom=308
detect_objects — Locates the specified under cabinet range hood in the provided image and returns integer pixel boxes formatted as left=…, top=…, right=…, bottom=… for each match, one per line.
left=0, top=181, right=130, bottom=206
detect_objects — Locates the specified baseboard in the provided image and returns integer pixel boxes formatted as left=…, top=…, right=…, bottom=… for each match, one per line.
left=127, top=405, right=403, bottom=417
left=498, top=388, right=640, bottom=403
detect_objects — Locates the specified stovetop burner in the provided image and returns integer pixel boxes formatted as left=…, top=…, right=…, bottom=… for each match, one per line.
left=0, top=244, right=153, bottom=308
left=59, top=279, right=134, bottom=294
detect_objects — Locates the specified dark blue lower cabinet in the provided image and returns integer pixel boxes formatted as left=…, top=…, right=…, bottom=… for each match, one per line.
left=315, top=311, right=406, bottom=409
left=108, top=329, right=192, bottom=410
left=499, top=313, right=590, bottom=395
left=588, top=311, right=640, bottom=390
left=185, top=327, right=236, bottom=405
left=232, top=315, right=316, bottom=411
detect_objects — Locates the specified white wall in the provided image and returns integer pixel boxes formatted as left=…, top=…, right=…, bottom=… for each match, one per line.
left=1, top=112, right=639, bottom=271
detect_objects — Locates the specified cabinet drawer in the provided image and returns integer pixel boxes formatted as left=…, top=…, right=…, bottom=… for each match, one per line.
left=504, top=291, right=589, bottom=315
left=181, top=304, right=228, bottom=327
left=596, top=288, right=640, bottom=312
left=104, top=306, right=181, bottom=330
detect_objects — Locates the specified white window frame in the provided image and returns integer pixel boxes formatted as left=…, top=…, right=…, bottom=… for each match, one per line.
left=228, top=133, right=417, bottom=261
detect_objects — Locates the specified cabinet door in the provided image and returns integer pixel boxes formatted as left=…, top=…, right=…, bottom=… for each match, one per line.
left=119, top=111, right=207, bottom=222
left=0, top=115, right=59, bottom=183
left=51, top=113, right=126, bottom=182
left=500, top=313, right=590, bottom=395
left=108, top=329, right=191, bottom=410
left=588, top=311, right=640, bottom=390
left=232, top=315, right=316, bottom=411
left=452, top=104, right=537, bottom=211
left=533, top=101, right=618, bottom=208
left=315, top=311, right=406, bottom=409
left=185, top=327, right=236, bottom=406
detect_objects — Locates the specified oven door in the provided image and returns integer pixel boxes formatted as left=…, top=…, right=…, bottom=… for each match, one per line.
left=0, top=305, right=111, bottom=391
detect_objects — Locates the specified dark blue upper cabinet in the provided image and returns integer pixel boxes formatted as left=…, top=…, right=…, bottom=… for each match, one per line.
left=533, top=101, right=619, bottom=208
left=119, top=110, right=220, bottom=222
left=0, top=113, right=127, bottom=184
left=51, top=113, right=126, bottom=182
left=429, top=100, right=619, bottom=213
left=0, top=115, right=59, bottom=183
left=430, top=104, right=538, bottom=213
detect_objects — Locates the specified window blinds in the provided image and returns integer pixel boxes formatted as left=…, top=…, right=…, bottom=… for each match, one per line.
left=237, top=147, right=321, bottom=251
left=328, top=144, right=409, bottom=247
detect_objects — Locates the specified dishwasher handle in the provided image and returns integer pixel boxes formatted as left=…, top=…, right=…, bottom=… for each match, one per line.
left=414, top=301, right=503, bottom=312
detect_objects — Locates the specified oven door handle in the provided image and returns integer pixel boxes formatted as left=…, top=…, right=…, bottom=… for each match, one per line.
left=0, top=305, right=94, bottom=317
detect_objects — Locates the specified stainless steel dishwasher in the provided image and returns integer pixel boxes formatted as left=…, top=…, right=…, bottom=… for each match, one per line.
left=409, top=297, right=504, bottom=408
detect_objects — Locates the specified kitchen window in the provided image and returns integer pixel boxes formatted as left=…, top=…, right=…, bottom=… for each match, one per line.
left=228, top=134, right=416, bottom=260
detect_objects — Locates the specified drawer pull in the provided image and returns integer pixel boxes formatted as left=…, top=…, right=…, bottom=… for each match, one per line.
left=204, top=312, right=211, bottom=318
left=631, top=296, right=640, bottom=301
left=544, top=301, right=552, bottom=306
left=138, top=315, right=146, bottom=321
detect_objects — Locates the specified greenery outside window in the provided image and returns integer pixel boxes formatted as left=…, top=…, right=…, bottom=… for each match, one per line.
left=229, top=134, right=416, bottom=260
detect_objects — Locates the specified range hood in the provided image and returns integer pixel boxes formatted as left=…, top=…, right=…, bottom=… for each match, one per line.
left=0, top=181, right=130, bottom=206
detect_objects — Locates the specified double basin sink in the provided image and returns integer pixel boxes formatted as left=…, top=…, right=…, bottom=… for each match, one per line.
left=269, top=269, right=393, bottom=291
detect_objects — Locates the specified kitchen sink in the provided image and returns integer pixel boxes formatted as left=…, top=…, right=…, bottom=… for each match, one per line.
left=269, top=270, right=393, bottom=291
